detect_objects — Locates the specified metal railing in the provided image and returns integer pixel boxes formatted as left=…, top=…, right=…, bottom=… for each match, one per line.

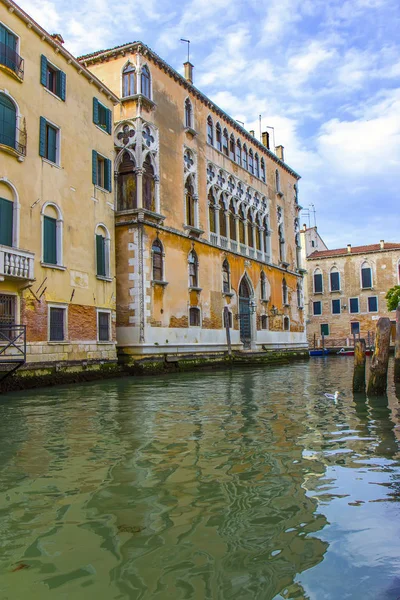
left=0, top=324, right=26, bottom=381
left=0, top=42, right=24, bottom=79
left=0, top=124, right=27, bottom=156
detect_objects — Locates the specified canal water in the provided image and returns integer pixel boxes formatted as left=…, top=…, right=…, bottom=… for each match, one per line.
left=1, top=359, right=400, bottom=600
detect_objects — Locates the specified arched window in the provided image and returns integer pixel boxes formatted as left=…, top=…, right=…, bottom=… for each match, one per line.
left=275, top=169, right=280, bottom=193
left=239, top=206, right=246, bottom=244
left=264, top=216, right=271, bottom=262
left=141, top=65, right=151, bottom=98
left=207, top=116, right=213, bottom=145
left=260, top=271, right=267, bottom=300
left=255, top=215, right=262, bottom=250
left=222, top=259, right=230, bottom=293
left=248, top=149, right=254, bottom=174
left=229, top=200, right=236, bottom=240
left=297, top=281, right=303, bottom=308
left=330, top=266, right=340, bottom=291
left=283, top=316, right=290, bottom=331
left=242, top=144, right=248, bottom=170
left=216, top=123, right=222, bottom=151
left=361, top=262, right=372, bottom=289
left=247, top=211, right=254, bottom=248
left=278, top=224, right=285, bottom=262
left=229, top=134, right=235, bottom=160
left=142, top=154, right=156, bottom=211
left=313, top=268, right=323, bottom=293
left=0, top=92, right=17, bottom=150
left=295, top=233, right=302, bottom=269
left=261, top=315, right=268, bottom=330
left=208, top=189, right=216, bottom=234
left=0, top=179, right=19, bottom=248
left=185, top=98, right=193, bottom=128
left=282, top=278, right=288, bottom=305
left=122, top=63, right=136, bottom=98
left=185, top=178, right=196, bottom=227
left=236, top=140, right=242, bottom=164
left=222, top=128, right=229, bottom=155
left=42, top=203, right=63, bottom=266
left=261, top=158, right=266, bottom=182
left=219, top=198, right=227, bottom=238
left=254, top=153, right=260, bottom=178
left=117, top=152, right=137, bottom=211
left=152, top=238, right=164, bottom=281
left=188, top=250, right=198, bottom=288
left=95, top=224, right=111, bottom=279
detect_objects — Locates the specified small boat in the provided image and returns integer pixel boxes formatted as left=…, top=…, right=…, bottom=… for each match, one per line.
left=337, top=347, right=373, bottom=356
left=309, top=349, right=330, bottom=356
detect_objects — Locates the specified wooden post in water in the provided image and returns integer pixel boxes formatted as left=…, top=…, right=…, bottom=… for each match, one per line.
left=367, top=317, right=391, bottom=396
left=395, top=303, right=400, bottom=383
left=224, top=306, right=232, bottom=357
left=322, top=332, right=325, bottom=353
left=353, top=338, right=366, bottom=393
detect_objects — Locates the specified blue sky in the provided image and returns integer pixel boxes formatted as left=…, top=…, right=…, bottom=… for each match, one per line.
left=20, top=0, right=400, bottom=248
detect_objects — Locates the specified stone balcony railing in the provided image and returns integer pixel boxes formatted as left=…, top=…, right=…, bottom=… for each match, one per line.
left=209, top=235, right=271, bottom=264
left=0, top=246, right=35, bottom=280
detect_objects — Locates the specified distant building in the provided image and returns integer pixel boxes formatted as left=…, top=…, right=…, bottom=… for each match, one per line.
left=301, top=226, right=400, bottom=348
left=80, top=42, right=307, bottom=360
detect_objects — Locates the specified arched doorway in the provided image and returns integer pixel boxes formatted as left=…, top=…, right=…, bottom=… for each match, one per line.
left=239, top=275, right=252, bottom=347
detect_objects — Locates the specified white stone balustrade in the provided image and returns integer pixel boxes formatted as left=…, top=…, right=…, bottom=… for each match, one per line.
left=0, top=245, right=35, bottom=280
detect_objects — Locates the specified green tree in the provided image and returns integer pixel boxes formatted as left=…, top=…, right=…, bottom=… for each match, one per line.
left=386, top=285, right=400, bottom=311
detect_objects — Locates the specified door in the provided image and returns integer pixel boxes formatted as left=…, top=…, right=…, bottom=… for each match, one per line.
left=239, top=277, right=252, bottom=346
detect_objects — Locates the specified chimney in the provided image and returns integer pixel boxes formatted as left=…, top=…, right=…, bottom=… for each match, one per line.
left=380, top=239, right=384, bottom=249
left=249, top=129, right=255, bottom=137
left=275, top=145, right=284, bottom=161
left=51, top=33, right=64, bottom=44
left=262, top=131, right=270, bottom=149
left=303, top=223, right=307, bottom=231
left=347, top=244, right=351, bottom=253
left=183, top=61, right=194, bottom=84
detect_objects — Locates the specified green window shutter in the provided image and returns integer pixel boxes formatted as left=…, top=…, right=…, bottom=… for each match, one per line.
left=0, top=93, right=16, bottom=149
left=92, top=150, right=98, bottom=185
left=106, top=107, right=112, bottom=134
left=46, top=125, right=57, bottom=163
left=0, top=198, right=13, bottom=247
left=40, top=55, right=47, bottom=86
left=96, top=234, right=106, bottom=276
left=58, top=70, right=66, bottom=101
left=93, top=97, right=99, bottom=125
left=43, top=216, right=57, bottom=264
left=105, top=158, right=112, bottom=192
left=0, top=24, right=5, bottom=46
left=39, top=117, right=46, bottom=157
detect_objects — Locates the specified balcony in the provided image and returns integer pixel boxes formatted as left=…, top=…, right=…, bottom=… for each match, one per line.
left=0, top=246, right=35, bottom=280
left=0, top=42, right=24, bottom=80
left=0, top=121, right=27, bottom=158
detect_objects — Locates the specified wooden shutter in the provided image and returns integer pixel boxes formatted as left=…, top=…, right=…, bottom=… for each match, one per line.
left=92, top=150, right=98, bottom=185
left=0, top=93, right=16, bottom=149
left=93, top=97, right=99, bottom=125
left=46, top=125, right=57, bottom=163
left=0, top=198, right=13, bottom=247
left=96, top=234, right=106, bottom=276
left=106, top=107, right=112, bottom=135
left=105, top=158, right=112, bottom=192
left=43, top=216, right=57, bottom=264
left=361, top=268, right=372, bottom=288
left=58, top=70, right=66, bottom=101
left=39, top=117, right=46, bottom=157
left=40, top=55, right=47, bottom=86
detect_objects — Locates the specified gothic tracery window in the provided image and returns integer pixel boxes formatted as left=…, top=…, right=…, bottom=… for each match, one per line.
left=142, top=154, right=156, bottom=211
left=122, top=64, right=136, bottom=98
left=185, top=98, right=193, bottom=128
left=141, top=65, right=151, bottom=98
left=186, top=178, right=196, bottom=227
left=117, top=151, right=137, bottom=211
left=152, top=238, right=164, bottom=281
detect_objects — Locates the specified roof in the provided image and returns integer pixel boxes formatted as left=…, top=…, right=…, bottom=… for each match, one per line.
left=78, top=41, right=301, bottom=180
left=1, top=0, right=119, bottom=103
left=308, top=243, right=400, bottom=260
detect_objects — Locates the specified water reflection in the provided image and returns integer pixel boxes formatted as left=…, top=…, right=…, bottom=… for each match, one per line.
left=0, top=359, right=399, bottom=599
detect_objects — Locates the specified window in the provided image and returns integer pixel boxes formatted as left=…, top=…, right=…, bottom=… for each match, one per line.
left=92, top=150, right=112, bottom=192
left=207, top=116, right=213, bottom=144
left=254, top=153, right=259, bottom=178
left=351, top=322, right=360, bottom=335
left=297, top=281, right=303, bottom=308
left=219, top=198, right=227, bottom=237
left=209, top=190, right=216, bottom=234
left=295, top=233, right=301, bottom=269
left=313, top=269, right=323, bottom=293
left=42, top=204, right=62, bottom=266
left=0, top=24, right=23, bottom=78
left=229, top=134, right=235, bottom=160
left=261, top=158, right=266, bottom=182
left=311, top=240, right=315, bottom=248
left=278, top=224, right=285, bottom=263
left=332, top=299, right=341, bottom=314
left=189, top=306, right=201, bottom=326
left=222, top=128, right=229, bottom=156
left=282, top=278, right=288, bottom=305
left=321, top=323, right=329, bottom=336
left=49, top=306, right=66, bottom=341
left=122, top=63, right=136, bottom=97
left=283, top=316, right=290, bottom=331
left=224, top=309, right=233, bottom=329
left=188, top=250, right=198, bottom=288
left=368, top=296, right=378, bottom=312
left=248, top=149, right=254, bottom=174
left=222, top=259, right=230, bottom=294
left=238, top=207, right=245, bottom=244
left=361, top=263, right=372, bottom=289
left=93, top=98, right=112, bottom=134
left=143, top=154, right=156, bottom=211
left=247, top=212, right=254, bottom=248
left=117, top=152, right=136, bottom=211
left=349, top=297, right=359, bottom=313
left=185, top=98, right=193, bottom=128
left=275, top=169, right=280, bottom=193
left=96, top=225, right=110, bottom=279
left=39, top=117, right=59, bottom=164
left=260, top=271, right=268, bottom=301
left=185, top=178, right=196, bottom=227
left=40, top=55, right=66, bottom=100
left=264, top=216, right=271, bottom=262
left=141, top=65, right=151, bottom=98
left=236, top=140, right=241, bottom=164
left=261, top=315, right=268, bottom=329
left=152, top=239, right=163, bottom=281
left=229, top=201, right=236, bottom=240
left=313, top=301, right=322, bottom=316
left=0, top=295, right=16, bottom=336
left=0, top=197, right=13, bottom=247
left=216, top=123, right=222, bottom=151
left=98, top=311, right=111, bottom=342
left=330, top=267, right=340, bottom=291
left=0, top=92, right=17, bottom=150
left=242, top=144, right=248, bottom=169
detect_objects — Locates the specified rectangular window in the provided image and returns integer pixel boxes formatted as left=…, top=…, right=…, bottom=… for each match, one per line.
left=330, top=271, right=340, bottom=291
left=93, top=98, right=112, bottom=134
left=313, top=301, right=322, bottom=316
left=49, top=307, right=66, bottom=341
left=40, top=55, right=66, bottom=100
left=261, top=315, right=268, bottom=330
left=189, top=307, right=200, bottom=326
left=321, top=323, right=329, bottom=336
left=43, top=216, right=57, bottom=264
left=332, top=299, right=341, bottom=314
left=98, top=311, right=110, bottom=342
left=92, top=150, right=112, bottom=192
left=351, top=321, right=360, bottom=335
left=96, top=234, right=106, bottom=277
left=361, top=267, right=372, bottom=289
left=39, top=117, right=59, bottom=164
left=349, top=297, right=359, bottom=313
left=0, top=197, right=13, bottom=247
left=368, top=296, right=378, bottom=312
left=314, top=273, right=323, bottom=293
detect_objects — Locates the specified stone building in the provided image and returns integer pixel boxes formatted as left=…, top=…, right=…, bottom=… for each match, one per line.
left=0, top=0, right=119, bottom=375
left=301, top=226, right=400, bottom=348
left=80, top=43, right=307, bottom=361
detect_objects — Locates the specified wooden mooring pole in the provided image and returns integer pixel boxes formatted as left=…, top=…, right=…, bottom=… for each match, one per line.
left=367, top=317, right=391, bottom=396
left=224, top=306, right=232, bottom=357
left=353, top=338, right=366, bottom=393
left=395, top=303, right=400, bottom=383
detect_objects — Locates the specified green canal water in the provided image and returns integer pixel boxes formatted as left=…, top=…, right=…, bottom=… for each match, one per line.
left=1, top=359, right=400, bottom=600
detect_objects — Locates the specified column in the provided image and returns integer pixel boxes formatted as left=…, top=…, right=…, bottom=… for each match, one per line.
left=135, top=167, right=143, bottom=209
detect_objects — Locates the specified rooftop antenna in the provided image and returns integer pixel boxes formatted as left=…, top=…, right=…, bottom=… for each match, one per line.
left=180, top=38, right=191, bottom=63
left=236, top=119, right=245, bottom=127
left=310, top=203, right=317, bottom=227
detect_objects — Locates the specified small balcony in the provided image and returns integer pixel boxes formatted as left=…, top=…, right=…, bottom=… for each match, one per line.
left=0, top=42, right=24, bottom=81
left=0, top=246, right=35, bottom=280
left=0, top=121, right=27, bottom=158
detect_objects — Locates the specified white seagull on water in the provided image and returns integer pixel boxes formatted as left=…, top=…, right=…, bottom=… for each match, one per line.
left=324, top=391, right=340, bottom=404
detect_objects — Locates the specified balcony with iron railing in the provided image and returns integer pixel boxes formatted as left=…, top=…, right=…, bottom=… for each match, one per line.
left=0, top=246, right=35, bottom=280
left=0, top=42, right=24, bottom=80
left=0, top=119, right=27, bottom=158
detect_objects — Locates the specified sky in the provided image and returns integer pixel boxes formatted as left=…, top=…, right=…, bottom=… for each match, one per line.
left=18, top=0, right=400, bottom=248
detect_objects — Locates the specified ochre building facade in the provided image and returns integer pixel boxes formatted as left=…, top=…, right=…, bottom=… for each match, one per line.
left=80, top=43, right=307, bottom=359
